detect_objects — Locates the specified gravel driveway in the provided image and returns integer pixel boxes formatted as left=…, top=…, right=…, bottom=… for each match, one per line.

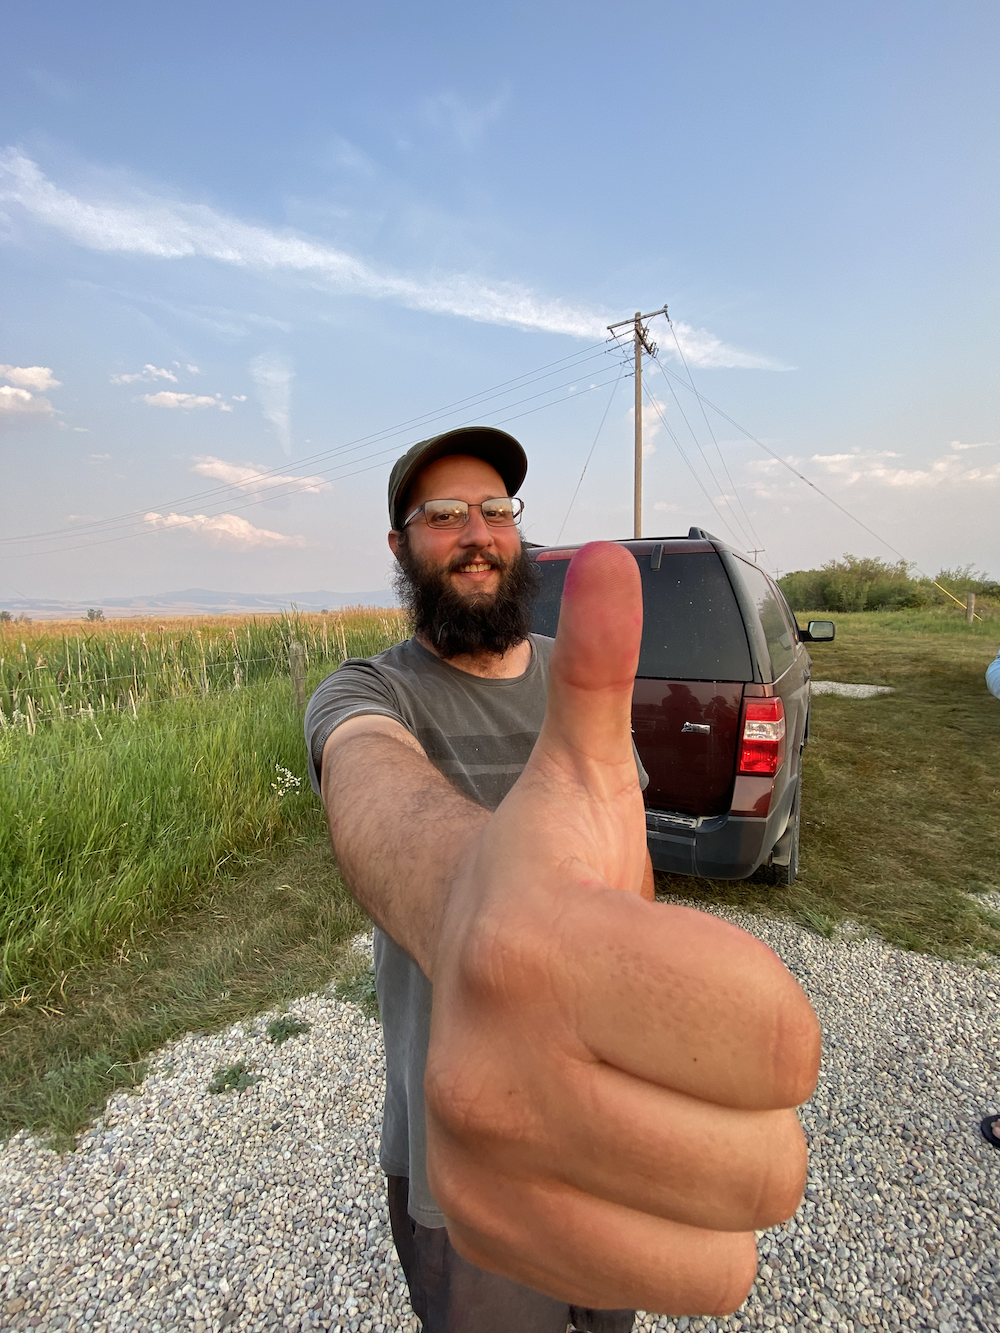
left=2, top=906, right=998, bottom=1333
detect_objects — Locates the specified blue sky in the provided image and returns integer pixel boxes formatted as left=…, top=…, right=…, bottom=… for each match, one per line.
left=1, top=0, right=997, bottom=601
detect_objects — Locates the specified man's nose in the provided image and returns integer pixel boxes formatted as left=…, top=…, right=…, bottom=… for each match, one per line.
left=458, top=507, right=495, bottom=545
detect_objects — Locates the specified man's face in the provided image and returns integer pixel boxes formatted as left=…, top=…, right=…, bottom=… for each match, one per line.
left=389, top=455, right=523, bottom=599
left=388, top=454, right=537, bottom=658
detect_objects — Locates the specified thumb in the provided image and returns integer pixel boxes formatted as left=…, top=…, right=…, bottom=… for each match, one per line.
left=538, top=541, right=643, bottom=771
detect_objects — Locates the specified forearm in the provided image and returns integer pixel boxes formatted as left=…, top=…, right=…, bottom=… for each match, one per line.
left=322, top=731, right=489, bottom=976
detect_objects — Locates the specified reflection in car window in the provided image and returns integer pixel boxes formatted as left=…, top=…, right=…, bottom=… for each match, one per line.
left=736, top=559, right=795, bottom=678
left=531, top=552, right=753, bottom=681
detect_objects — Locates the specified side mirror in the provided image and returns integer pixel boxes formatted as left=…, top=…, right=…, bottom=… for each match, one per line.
left=802, top=620, right=835, bottom=642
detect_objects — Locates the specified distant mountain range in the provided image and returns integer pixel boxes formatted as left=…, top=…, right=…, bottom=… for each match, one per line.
left=2, top=588, right=398, bottom=620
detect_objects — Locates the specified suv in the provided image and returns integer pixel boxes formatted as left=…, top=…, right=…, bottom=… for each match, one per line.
left=528, top=530, right=834, bottom=885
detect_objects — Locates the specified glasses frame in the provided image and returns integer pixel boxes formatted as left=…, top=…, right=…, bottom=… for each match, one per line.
left=401, top=496, right=524, bottom=531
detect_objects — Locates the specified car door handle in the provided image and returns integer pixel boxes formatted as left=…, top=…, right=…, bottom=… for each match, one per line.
left=681, top=722, right=711, bottom=734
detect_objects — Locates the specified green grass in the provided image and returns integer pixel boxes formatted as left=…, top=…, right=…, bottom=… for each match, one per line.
left=0, top=829, right=368, bottom=1146
left=0, top=613, right=407, bottom=1004
left=656, top=610, right=1000, bottom=960
left=2, top=604, right=997, bottom=1147
left=208, top=1061, right=263, bottom=1095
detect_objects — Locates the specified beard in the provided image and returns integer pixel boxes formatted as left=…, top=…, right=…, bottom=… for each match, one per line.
left=392, top=535, right=539, bottom=660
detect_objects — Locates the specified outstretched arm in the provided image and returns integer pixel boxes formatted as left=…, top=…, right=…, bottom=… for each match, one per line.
left=320, top=715, right=489, bottom=976
left=321, top=544, right=819, bottom=1317
left=425, top=543, right=820, bottom=1315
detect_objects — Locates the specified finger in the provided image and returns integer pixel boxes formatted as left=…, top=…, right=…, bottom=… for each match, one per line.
left=435, top=1160, right=759, bottom=1316
left=540, top=541, right=643, bottom=771
left=534, top=1065, right=807, bottom=1232
left=560, top=894, right=821, bottom=1110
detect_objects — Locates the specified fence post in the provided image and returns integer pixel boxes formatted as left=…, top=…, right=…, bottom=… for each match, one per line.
left=289, top=640, right=306, bottom=710
left=966, top=591, right=976, bottom=624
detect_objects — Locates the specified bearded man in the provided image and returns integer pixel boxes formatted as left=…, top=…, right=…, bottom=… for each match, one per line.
left=304, top=427, right=819, bottom=1333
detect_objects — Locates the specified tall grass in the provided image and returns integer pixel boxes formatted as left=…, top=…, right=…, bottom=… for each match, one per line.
left=0, top=610, right=407, bottom=1000
left=0, top=608, right=408, bottom=730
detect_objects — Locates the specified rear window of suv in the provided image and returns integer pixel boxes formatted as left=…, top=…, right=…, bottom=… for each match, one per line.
left=531, top=550, right=753, bottom=681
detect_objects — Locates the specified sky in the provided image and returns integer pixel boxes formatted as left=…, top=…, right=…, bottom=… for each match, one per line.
left=1, top=0, right=998, bottom=603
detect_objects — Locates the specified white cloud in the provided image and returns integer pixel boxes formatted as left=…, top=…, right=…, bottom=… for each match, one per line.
left=250, top=353, right=293, bottom=455
left=0, top=364, right=61, bottom=391
left=140, top=391, right=233, bottom=411
left=89, top=453, right=111, bottom=462
left=231, top=394, right=247, bottom=401
left=73, top=426, right=90, bottom=432
left=186, top=364, right=200, bottom=374
left=421, top=90, right=509, bottom=149
left=0, top=384, right=57, bottom=423
left=143, top=511, right=305, bottom=548
left=0, top=150, right=778, bottom=367
left=949, top=439, right=997, bottom=452
left=810, top=448, right=1000, bottom=488
left=190, top=455, right=329, bottom=495
left=110, top=364, right=178, bottom=384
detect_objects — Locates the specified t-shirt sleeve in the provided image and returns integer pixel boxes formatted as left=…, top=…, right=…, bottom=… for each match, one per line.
left=304, top=660, right=409, bottom=795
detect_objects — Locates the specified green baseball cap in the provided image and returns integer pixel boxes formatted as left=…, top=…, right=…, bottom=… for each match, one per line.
left=388, top=426, right=528, bottom=530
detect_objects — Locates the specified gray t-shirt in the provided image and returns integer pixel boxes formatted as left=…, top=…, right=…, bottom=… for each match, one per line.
left=305, top=633, right=646, bottom=1227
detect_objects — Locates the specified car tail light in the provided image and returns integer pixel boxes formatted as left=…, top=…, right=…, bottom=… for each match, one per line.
left=738, top=697, right=786, bottom=776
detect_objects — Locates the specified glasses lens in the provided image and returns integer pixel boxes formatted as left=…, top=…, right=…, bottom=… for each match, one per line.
left=423, top=500, right=469, bottom=529
left=480, top=498, right=517, bottom=525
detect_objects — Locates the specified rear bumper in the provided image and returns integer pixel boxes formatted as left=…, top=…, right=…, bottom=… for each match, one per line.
left=646, top=781, right=795, bottom=879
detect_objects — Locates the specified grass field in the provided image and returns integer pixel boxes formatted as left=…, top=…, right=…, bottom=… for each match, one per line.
left=2, top=604, right=998, bottom=1145
left=0, top=609, right=406, bottom=1001
left=655, top=607, right=1000, bottom=957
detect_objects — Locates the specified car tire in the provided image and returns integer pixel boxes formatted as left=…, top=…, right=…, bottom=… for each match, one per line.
left=758, top=782, right=800, bottom=887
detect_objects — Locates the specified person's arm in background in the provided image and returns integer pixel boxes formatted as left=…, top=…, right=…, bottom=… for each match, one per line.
left=986, top=648, right=1000, bottom=701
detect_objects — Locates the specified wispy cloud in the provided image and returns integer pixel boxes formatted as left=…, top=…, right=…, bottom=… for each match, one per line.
left=0, top=150, right=780, bottom=366
left=190, top=455, right=329, bottom=494
left=110, top=364, right=178, bottom=385
left=0, top=364, right=61, bottom=391
left=250, top=353, right=293, bottom=455
left=0, top=384, right=57, bottom=424
left=143, top=511, right=305, bottom=548
left=140, top=391, right=233, bottom=411
left=421, top=89, right=509, bottom=149
left=810, top=448, right=1000, bottom=488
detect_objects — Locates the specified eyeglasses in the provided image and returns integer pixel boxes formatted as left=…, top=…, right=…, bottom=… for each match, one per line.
left=402, top=496, right=524, bottom=530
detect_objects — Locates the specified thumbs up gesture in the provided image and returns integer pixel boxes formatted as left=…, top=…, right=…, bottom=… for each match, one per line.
left=425, top=542, right=821, bottom=1316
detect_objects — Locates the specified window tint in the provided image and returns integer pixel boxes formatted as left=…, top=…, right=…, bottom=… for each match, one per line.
left=735, top=558, right=795, bottom=678
left=531, top=552, right=753, bottom=681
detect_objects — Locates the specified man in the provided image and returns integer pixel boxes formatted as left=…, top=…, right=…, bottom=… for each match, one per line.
left=305, top=426, right=820, bottom=1333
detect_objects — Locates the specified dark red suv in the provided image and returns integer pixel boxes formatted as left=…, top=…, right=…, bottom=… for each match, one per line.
left=528, top=531, right=834, bottom=885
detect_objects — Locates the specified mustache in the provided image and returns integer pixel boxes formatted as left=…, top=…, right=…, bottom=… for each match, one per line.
left=447, top=550, right=505, bottom=573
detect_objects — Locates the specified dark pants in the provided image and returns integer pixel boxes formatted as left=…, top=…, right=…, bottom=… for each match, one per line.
left=387, top=1176, right=636, bottom=1333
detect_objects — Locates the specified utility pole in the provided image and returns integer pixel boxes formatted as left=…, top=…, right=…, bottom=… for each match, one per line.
left=608, top=305, right=668, bottom=538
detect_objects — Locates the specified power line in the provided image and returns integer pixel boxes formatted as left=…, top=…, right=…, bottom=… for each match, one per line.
left=641, top=386, right=746, bottom=547
left=651, top=356, right=759, bottom=552
left=556, top=364, right=626, bottom=543
left=1, top=367, right=633, bottom=559
left=0, top=342, right=623, bottom=551
left=663, top=319, right=766, bottom=557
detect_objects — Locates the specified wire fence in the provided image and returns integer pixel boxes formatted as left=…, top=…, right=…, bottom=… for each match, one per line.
left=0, top=609, right=409, bottom=739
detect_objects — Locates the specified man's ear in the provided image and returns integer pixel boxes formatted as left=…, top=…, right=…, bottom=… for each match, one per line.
left=388, top=530, right=400, bottom=557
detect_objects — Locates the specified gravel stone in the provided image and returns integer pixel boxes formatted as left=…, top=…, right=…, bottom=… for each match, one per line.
left=810, top=682, right=896, bottom=699
left=2, top=918, right=997, bottom=1333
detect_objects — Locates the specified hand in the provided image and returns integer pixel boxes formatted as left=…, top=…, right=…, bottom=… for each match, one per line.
left=424, top=542, right=821, bottom=1316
